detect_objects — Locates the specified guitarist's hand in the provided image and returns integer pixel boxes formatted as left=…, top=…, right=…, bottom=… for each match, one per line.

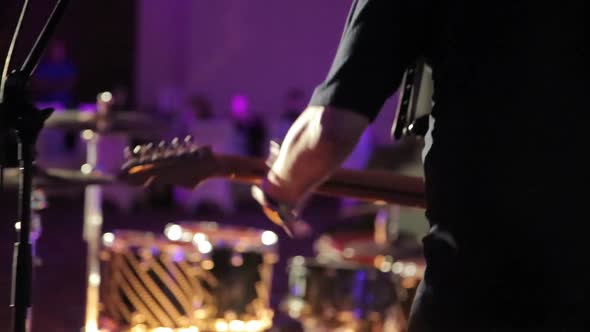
left=252, top=105, right=369, bottom=235
left=251, top=141, right=311, bottom=237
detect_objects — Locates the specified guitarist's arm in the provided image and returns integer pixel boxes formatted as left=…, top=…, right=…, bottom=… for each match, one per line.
left=263, top=105, right=369, bottom=207
left=258, top=0, right=422, bottom=216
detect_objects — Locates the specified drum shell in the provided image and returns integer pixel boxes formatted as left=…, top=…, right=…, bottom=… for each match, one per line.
left=100, top=231, right=200, bottom=329
left=283, top=257, right=399, bottom=330
left=100, top=225, right=277, bottom=331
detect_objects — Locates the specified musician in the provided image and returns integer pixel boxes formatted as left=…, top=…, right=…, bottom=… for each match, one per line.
left=229, top=93, right=267, bottom=158
left=255, top=1, right=585, bottom=331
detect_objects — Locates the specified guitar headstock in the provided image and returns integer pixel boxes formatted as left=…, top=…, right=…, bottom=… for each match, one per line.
left=119, top=135, right=221, bottom=189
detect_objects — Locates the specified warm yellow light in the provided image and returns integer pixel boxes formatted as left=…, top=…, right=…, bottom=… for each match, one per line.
left=197, top=240, right=213, bottom=254
left=100, top=91, right=113, bottom=103
left=132, top=327, right=201, bottom=332
left=192, top=232, right=207, bottom=244
left=373, top=255, right=385, bottom=268
left=165, top=224, right=183, bottom=241
left=81, top=163, right=93, bottom=174
left=201, top=259, right=215, bottom=270
left=194, top=309, right=207, bottom=319
left=261, top=231, right=278, bottom=246
left=245, top=320, right=262, bottom=332
left=178, top=328, right=199, bottom=332
left=229, top=320, right=245, bottom=331
left=375, top=255, right=393, bottom=272
left=84, top=319, right=99, bottom=332
left=403, top=263, right=417, bottom=277
left=102, top=232, right=115, bottom=246
left=130, top=324, right=146, bottom=332
left=215, top=320, right=229, bottom=332
left=392, top=262, right=404, bottom=274
left=82, top=129, right=94, bottom=140
left=89, top=272, right=101, bottom=287
left=380, top=260, right=392, bottom=273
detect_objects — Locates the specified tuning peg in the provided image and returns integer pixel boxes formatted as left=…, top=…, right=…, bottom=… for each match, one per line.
left=139, top=143, right=154, bottom=162
left=151, top=140, right=167, bottom=160
left=171, top=137, right=180, bottom=148
left=183, top=134, right=199, bottom=152
left=143, top=142, right=154, bottom=154
left=166, top=137, right=180, bottom=157
left=132, top=145, right=142, bottom=155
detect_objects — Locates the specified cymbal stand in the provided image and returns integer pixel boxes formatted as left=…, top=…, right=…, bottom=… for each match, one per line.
left=374, top=204, right=400, bottom=246
left=82, top=92, right=112, bottom=332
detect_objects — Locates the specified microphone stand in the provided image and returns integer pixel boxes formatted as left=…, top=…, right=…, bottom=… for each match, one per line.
left=0, top=1, right=71, bottom=331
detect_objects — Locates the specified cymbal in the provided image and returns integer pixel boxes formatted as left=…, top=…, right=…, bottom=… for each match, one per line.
left=2, top=166, right=115, bottom=189
left=44, top=111, right=166, bottom=137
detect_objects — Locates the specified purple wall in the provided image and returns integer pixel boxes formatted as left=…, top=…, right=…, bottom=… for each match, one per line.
left=138, top=1, right=348, bottom=113
left=137, top=0, right=398, bottom=143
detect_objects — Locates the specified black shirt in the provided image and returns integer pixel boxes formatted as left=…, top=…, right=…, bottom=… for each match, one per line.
left=310, top=0, right=585, bottom=270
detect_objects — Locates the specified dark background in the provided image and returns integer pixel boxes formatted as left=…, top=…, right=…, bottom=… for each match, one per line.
left=0, top=0, right=136, bottom=106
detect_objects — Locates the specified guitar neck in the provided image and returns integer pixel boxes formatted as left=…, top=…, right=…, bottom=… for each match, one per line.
left=217, top=155, right=426, bottom=208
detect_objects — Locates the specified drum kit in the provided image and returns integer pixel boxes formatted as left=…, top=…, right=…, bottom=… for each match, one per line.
left=93, top=217, right=423, bottom=332
left=2, top=89, right=425, bottom=332
left=98, top=222, right=277, bottom=332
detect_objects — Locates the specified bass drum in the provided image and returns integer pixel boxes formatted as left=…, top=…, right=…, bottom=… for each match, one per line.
left=311, top=220, right=425, bottom=329
left=283, top=256, right=408, bottom=332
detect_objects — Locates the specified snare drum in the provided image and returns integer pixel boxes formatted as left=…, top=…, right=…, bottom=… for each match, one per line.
left=99, top=222, right=278, bottom=332
left=283, top=256, right=404, bottom=332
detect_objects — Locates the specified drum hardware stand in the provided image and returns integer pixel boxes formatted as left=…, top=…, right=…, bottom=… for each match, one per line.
left=0, top=1, right=71, bottom=331
left=15, top=189, right=48, bottom=332
left=82, top=92, right=112, bottom=332
left=374, top=204, right=400, bottom=247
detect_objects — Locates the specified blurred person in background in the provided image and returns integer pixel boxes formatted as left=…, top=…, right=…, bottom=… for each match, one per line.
left=31, top=39, right=78, bottom=151
left=189, top=94, right=214, bottom=120
left=173, top=94, right=235, bottom=216
left=32, top=39, right=77, bottom=107
left=230, top=93, right=266, bottom=157
left=271, top=88, right=306, bottom=145
left=281, top=88, right=305, bottom=125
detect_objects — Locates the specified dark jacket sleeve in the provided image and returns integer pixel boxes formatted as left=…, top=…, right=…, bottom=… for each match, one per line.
left=309, top=0, right=430, bottom=121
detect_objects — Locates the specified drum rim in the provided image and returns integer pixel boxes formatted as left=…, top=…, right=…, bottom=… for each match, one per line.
left=287, top=256, right=384, bottom=271
left=169, top=221, right=278, bottom=253
left=103, top=229, right=198, bottom=253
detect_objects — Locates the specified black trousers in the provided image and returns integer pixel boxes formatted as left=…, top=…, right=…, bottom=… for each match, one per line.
left=406, top=226, right=586, bottom=332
